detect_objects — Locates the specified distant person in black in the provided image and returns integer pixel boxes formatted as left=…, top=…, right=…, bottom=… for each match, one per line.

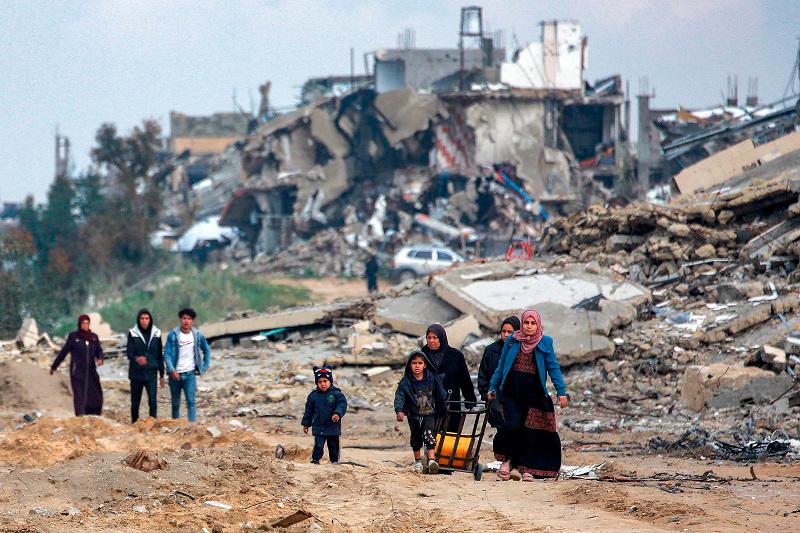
left=477, top=316, right=520, bottom=430
left=365, top=252, right=379, bottom=294
left=422, top=323, right=477, bottom=433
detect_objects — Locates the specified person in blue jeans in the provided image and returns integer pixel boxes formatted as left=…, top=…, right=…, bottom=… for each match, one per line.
left=163, top=308, right=211, bottom=422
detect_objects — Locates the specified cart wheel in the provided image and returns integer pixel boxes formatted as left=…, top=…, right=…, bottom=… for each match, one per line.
left=474, top=463, right=483, bottom=481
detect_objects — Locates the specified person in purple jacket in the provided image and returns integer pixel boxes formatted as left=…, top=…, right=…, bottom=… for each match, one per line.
left=51, top=314, right=105, bottom=416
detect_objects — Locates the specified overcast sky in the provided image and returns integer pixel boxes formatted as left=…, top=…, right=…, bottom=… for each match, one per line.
left=1, top=0, right=798, bottom=202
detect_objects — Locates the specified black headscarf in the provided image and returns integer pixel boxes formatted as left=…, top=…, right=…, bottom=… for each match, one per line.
left=500, top=316, right=521, bottom=345
left=77, top=314, right=93, bottom=342
left=424, top=323, right=449, bottom=371
left=136, top=308, right=153, bottom=345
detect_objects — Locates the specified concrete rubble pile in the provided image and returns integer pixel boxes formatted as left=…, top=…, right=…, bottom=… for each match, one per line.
left=529, top=154, right=800, bottom=438
left=241, top=228, right=366, bottom=278
left=541, top=176, right=800, bottom=284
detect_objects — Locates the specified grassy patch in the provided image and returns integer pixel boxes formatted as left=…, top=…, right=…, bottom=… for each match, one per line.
left=56, top=268, right=311, bottom=335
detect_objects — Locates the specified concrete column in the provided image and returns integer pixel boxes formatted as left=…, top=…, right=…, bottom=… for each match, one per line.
left=636, top=94, right=651, bottom=198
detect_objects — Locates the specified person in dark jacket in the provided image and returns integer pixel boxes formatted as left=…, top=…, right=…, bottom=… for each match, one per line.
left=302, top=367, right=348, bottom=464
left=394, top=350, right=447, bottom=473
left=126, top=309, right=165, bottom=423
left=477, top=316, right=520, bottom=430
left=364, top=253, right=378, bottom=294
left=50, top=314, right=105, bottom=416
left=422, top=323, right=476, bottom=433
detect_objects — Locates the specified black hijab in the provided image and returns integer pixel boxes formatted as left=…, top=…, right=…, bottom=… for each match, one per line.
left=424, top=323, right=449, bottom=371
left=500, top=316, right=521, bottom=345
left=136, top=309, right=153, bottom=345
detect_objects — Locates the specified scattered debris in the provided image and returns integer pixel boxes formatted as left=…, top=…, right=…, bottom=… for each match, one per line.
left=204, top=500, right=233, bottom=510
left=271, top=509, right=312, bottom=528
left=124, top=450, right=169, bottom=472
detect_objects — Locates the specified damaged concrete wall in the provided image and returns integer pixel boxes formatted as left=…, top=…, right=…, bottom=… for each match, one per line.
left=461, top=99, right=572, bottom=198
left=500, top=21, right=585, bottom=90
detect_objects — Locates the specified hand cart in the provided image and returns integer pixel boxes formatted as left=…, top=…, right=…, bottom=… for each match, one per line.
left=432, top=397, right=490, bottom=480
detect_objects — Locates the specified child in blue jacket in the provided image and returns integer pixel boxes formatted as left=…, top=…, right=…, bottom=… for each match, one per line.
left=302, top=366, right=348, bottom=464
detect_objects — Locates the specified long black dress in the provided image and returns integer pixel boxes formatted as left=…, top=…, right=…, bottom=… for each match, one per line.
left=51, top=331, right=105, bottom=416
left=493, top=347, right=561, bottom=478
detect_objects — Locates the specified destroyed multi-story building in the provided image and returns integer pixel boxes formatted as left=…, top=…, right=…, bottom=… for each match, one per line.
left=211, top=16, right=629, bottom=258
left=169, top=112, right=251, bottom=158
left=636, top=73, right=799, bottom=195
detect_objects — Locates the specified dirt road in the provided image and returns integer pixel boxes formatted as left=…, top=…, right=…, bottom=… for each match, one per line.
left=1, top=338, right=798, bottom=531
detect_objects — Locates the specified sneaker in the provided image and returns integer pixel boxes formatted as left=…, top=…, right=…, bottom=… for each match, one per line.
left=413, top=460, right=423, bottom=473
left=427, top=460, right=439, bottom=475
left=310, top=459, right=320, bottom=464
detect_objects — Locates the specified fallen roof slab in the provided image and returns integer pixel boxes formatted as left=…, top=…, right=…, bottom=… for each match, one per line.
left=202, top=303, right=352, bottom=339
left=433, top=261, right=649, bottom=327
left=432, top=261, right=650, bottom=365
left=374, top=287, right=460, bottom=337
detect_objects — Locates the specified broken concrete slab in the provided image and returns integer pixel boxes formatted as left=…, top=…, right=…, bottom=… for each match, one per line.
left=436, top=264, right=648, bottom=326
left=373, top=88, right=443, bottom=146
left=533, top=302, right=615, bottom=365
left=86, top=313, right=115, bottom=342
left=442, top=314, right=481, bottom=349
left=762, top=344, right=788, bottom=371
left=680, top=364, right=792, bottom=412
left=606, top=234, right=645, bottom=252
left=15, top=317, right=39, bottom=350
left=700, top=303, right=774, bottom=343
left=432, top=261, right=647, bottom=365
left=349, top=333, right=384, bottom=355
left=264, top=389, right=290, bottom=403
left=362, top=366, right=393, bottom=384
left=203, top=303, right=351, bottom=339
left=324, top=353, right=406, bottom=367
left=374, top=287, right=460, bottom=337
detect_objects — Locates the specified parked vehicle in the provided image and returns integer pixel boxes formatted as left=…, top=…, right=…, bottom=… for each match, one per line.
left=392, top=245, right=465, bottom=281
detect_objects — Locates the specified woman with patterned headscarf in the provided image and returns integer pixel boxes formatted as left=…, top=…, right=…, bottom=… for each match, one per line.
left=488, top=309, right=567, bottom=481
left=50, top=314, right=105, bottom=416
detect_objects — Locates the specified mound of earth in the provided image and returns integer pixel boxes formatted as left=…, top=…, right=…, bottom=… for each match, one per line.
left=0, top=360, right=72, bottom=416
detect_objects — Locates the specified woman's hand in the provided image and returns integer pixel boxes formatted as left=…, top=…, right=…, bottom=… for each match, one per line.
left=557, top=396, right=568, bottom=409
left=487, top=391, right=496, bottom=401
left=95, top=358, right=104, bottom=367
left=396, top=412, right=405, bottom=422
left=159, top=377, right=165, bottom=389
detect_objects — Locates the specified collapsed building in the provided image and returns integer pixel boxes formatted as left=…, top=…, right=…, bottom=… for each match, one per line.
left=636, top=74, right=799, bottom=194
left=208, top=18, right=627, bottom=262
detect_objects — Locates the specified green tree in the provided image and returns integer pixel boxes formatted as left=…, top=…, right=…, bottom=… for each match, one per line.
left=40, top=174, right=78, bottom=252
left=74, top=171, right=106, bottom=220
left=91, top=120, right=163, bottom=264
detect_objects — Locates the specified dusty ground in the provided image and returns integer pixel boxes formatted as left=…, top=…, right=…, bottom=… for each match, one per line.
left=1, top=276, right=798, bottom=532
left=1, top=338, right=799, bottom=533
left=264, top=276, right=392, bottom=303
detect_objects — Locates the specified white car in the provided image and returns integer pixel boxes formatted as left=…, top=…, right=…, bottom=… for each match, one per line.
left=392, top=245, right=465, bottom=281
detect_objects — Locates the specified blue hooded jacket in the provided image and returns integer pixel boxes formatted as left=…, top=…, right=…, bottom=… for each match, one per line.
left=488, top=335, right=566, bottom=397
